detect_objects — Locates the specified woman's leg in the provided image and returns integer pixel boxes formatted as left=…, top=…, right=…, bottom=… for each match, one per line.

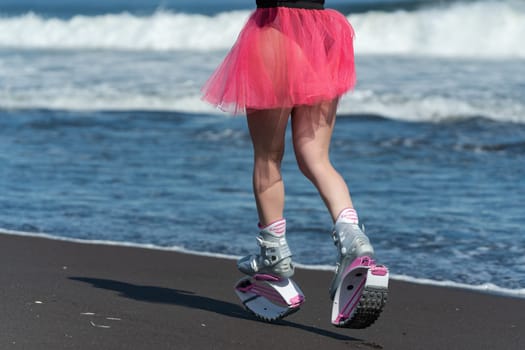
left=291, top=99, right=353, bottom=222
left=246, top=107, right=292, bottom=226
left=238, top=108, right=295, bottom=278
left=292, top=100, right=374, bottom=299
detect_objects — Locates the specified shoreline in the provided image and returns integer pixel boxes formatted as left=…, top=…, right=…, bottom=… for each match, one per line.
left=2, top=227, right=524, bottom=300
left=2, top=232, right=524, bottom=349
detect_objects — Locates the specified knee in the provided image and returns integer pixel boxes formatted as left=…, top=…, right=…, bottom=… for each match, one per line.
left=254, top=149, right=284, bottom=167
left=253, top=150, right=284, bottom=179
left=295, top=150, right=332, bottom=183
left=295, top=153, right=316, bottom=181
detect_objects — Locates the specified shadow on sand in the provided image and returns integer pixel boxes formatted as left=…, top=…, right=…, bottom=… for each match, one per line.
left=69, top=276, right=362, bottom=342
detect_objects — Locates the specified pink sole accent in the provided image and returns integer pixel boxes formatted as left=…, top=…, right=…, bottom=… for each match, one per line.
left=236, top=285, right=252, bottom=293
left=371, top=265, right=388, bottom=276
left=334, top=274, right=367, bottom=323
left=333, top=257, right=377, bottom=325
left=236, top=277, right=304, bottom=308
left=235, top=280, right=254, bottom=293
left=343, top=256, right=374, bottom=276
left=254, top=274, right=282, bottom=282
left=289, top=295, right=305, bottom=308
left=235, top=279, right=287, bottom=306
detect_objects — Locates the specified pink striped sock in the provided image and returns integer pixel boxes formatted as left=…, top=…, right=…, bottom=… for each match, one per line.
left=336, top=208, right=359, bottom=224
left=258, top=218, right=286, bottom=236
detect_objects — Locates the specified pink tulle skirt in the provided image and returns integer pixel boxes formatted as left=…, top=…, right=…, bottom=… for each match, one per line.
left=201, top=7, right=356, bottom=114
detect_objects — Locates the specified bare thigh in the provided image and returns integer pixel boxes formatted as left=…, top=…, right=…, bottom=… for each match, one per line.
left=246, top=108, right=291, bottom=163
left=246, top=108, right=292, bottom=224
left=291, top=99, right=338, bottom=170
left=291, top=99, right=353, bottom=220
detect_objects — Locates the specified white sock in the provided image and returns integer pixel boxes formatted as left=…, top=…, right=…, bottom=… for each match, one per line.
left=336, top=208, right=359, bottom=224
left=258, top=218, right=286, bottom=237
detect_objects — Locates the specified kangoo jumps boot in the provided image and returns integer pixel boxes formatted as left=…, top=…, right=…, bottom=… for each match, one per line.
left=329, top=209, right=389, bottom=329
left=234, top=219, right=304, bottom=322
left=237, top=219, right=294, bottom=279
left=329, top=215, right=375, bottom=300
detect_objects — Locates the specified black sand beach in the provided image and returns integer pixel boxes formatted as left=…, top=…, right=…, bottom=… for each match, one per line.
left=1, top=232, right=523, bottom=349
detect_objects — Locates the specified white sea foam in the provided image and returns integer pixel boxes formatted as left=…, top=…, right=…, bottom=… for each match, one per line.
left=1, top=1, right=524, bottom=58
left=338, top=92, right=525, bottom=124
left=0, top=10, right=246, bottom=51
left=391, top=274, right=525, bottom=299
left=0, top=91, right=525, bottom=123
left=2, top=227, right=524, bottom=299
left=0, top=227, right=240, bottom=261
left=351, top=0, right=525, bottom=58
left=2, top=90, right=523, bottom=124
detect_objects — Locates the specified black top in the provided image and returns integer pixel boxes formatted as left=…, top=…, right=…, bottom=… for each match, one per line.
left=256, top=0, right=325, bottom=9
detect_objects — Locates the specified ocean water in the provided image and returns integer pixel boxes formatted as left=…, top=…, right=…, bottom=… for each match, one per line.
left=1, top=0, right=524, bottom=297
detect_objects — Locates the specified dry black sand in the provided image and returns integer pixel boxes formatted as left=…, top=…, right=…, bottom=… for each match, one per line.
left=1, top=233, right=523, bottom=349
